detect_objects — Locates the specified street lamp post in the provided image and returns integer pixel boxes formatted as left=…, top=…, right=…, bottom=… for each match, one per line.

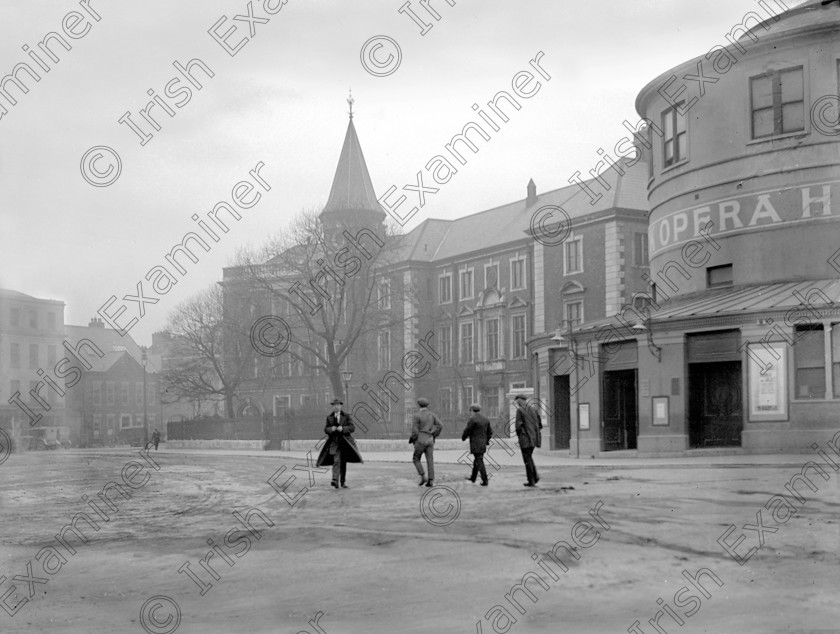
left=340, top=370, right=353, bottom=406
left=141, top=346, right=148, bottom=446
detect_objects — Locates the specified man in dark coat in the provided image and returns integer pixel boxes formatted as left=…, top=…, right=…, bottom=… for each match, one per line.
left=461, top=404, right=492, bottom=486
left=409, top=397, right=442, bottom=487
left=315, top=398, right=363, bottom=488
left=151, top=429, right=161, bottom=451
left=514, top=394, right=542, bottom=487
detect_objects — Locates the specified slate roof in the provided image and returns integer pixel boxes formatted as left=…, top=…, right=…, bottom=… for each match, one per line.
left=397, top=160, right=649, bottom=264
left=65, top=324, right=158, bottom=372
left=322, top=118, right=385, bottom=216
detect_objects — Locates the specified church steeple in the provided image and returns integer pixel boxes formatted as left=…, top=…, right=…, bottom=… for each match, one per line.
left=320, top=95, right=386, bottom=227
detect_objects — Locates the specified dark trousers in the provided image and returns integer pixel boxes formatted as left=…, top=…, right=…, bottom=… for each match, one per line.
left=153, top=439, right=159, bottom=450
left=521, top=447, right=538, bottom=484
left=470, top=452, right=488, bottom=483
left=413, top=442, right=434, bottom=481
left=331, top=450, right=347, bottom=484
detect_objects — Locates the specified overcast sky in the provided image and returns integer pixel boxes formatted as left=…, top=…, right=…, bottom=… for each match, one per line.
left=0, top=0, right=804, bottom=345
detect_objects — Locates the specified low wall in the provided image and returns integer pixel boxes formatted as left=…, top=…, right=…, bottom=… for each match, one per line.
left=165, top=439, right=269, bottom=450
left=164, top=438, right=474, bottom=452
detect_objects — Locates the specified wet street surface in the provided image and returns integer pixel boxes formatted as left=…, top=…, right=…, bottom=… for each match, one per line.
left=1, top=449, right=838, bottom=633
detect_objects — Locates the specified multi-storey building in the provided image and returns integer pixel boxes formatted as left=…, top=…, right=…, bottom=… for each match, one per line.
left=223, top=110, right=649, bottom=443
left=65, top=318, right=159, bottom=446
left=568, top=0, right=840, bottom=455
left=0, top=289, right=67, bottom=440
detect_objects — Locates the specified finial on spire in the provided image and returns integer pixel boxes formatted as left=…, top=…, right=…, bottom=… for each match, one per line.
left=347, top=89, right=355, bottom=120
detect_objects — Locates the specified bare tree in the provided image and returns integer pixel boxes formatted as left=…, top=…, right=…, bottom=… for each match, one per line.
left=229, top=210, right=413, bottom=400
left=162, top=284, right=259, bottom=420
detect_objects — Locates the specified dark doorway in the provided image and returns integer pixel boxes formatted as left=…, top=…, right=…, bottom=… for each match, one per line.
left=602, top=369, right=637, bottom=451
left=553, top=375, right=571, bottom=450
left=688, top=361, right=742, bottom=447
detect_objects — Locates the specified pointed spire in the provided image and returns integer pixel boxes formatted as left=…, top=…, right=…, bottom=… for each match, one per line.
left=321, top=96, right=385, bottom=224
left=347, top=89, right=354, bottom=120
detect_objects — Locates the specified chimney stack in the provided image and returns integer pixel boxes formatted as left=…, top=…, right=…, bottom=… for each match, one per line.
left=88, top=317, right=105, bottom=328
left=526, top=178, right=537, bottom=207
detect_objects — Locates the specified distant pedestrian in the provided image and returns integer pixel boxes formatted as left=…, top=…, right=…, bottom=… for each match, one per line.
left=151, top=429, right=161, bottom=451
left=409, top=397, right=442, bottom=487
left=461, top=404, right=492, bottom=486
left=514, top=395, right=542, bottom=487
left=316, top=398, right=363, bottom=489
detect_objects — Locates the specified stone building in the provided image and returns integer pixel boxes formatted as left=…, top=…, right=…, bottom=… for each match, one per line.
left=0, top=289, right=67, bottom=440
left=566, top=0, right=840, bottom=455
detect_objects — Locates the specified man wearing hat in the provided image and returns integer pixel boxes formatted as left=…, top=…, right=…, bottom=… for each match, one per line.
left=316, top=398, right=363, bottom=488
left=514, top=394, right=542, bottom=487
left=409, top=397, right=442, bottom=487
left=461, top=404, right=492, bottom=486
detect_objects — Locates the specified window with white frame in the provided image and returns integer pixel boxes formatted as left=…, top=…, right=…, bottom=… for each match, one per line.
left=511, top=314, right=527, bottom=359
left=440, top=387, right=452, bottom=416
left=511, top=257, right=526, bottom=290
left=565, top=301, right=583, bottom=328
left=564, top=237, right=583, bottom=275
left=92, top=381, right=102, bottom=406
left=482, top=387, right=500, bottom=418
left=750, top=66, right=805, bottom=139
left=460, top=322, right=474, bottom=364
left=378, top=330, right=391, bottom=370
left=485, top=263, right=499, bottom=289
left=120, top=414, right=133, bottom=429
left=121, top=382, right=129, bottom=406
left=439, top=274, right=452, bottom=303
left=439, top=326, right=451, bottom=366
left=378, top=278, right=391, bottom=309
left=486, top=318, right=500, bottom=360
left=662, top=104, right=688, bottom=167
left=106, top=382, right=115, bottom=405
left=274, top=395, right=291, bottom=415
left=460, top=268, right=474, bottom=300
left=634, top=233, right=648, bottom=266
left=461, top=385, right=474, bottom=413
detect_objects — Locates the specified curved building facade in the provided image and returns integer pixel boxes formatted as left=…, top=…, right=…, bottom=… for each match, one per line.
left=566, top=1, right=840, bottom=455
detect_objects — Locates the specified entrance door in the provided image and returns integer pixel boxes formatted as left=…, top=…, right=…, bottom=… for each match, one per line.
left=688, top=362, right=742, bottom=447
left=602, top=369, right=637, bottom=451
left=553, top=375, right=570, bottom=450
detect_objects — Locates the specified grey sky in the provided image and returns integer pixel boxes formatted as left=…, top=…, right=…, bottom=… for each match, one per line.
left=0, top=0, right=799, bottom=344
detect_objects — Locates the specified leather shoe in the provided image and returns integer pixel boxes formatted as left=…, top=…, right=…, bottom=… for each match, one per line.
left=425, top=480, right=434, bottom=487
left=340, top=483, right=349, bottom=489
left=466, top=477, right=476, bottom=483
left=418, top=477, right=427, bottom=486
left=331, top=481, right=339, bottom=488
left=480, top=481, right=489, bottom=486
left=523, top=482, right=536, bottom=487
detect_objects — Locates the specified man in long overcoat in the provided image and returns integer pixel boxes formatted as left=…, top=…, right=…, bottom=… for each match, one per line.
left=316, top=398, right=363, bottom=488
left=461, top=404, right=493, bottom=485
left=514, top=394, right=542, bottom=487
left=409, top=397, right=442, bottom=487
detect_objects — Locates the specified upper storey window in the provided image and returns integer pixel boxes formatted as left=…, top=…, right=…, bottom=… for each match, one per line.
left=750, top=67, right=805, bottom=139
left=662, top=104, right=687, bottom=168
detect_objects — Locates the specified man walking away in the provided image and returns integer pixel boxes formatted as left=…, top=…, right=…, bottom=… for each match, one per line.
left=514, top=395, right=542, bottom=487
left=409, top=397, right=442, bottom=487
left=316, top=398, right=364, bottom=489
left=151, top=429, right=161, bottom=451
left=462, top=404, right=492, bottom=486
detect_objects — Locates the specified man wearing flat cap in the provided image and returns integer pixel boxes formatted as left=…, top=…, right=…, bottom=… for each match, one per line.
left=409, top=397, right=442, bottom=487
left=461, top=404, right=492, bottom=486
left=514, top=394, right=542, bottom=487
left=316, top=398, right=363, bottom=488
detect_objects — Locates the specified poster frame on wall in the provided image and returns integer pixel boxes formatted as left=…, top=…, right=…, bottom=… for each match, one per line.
left=747, top=341, right=789, bottom=422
